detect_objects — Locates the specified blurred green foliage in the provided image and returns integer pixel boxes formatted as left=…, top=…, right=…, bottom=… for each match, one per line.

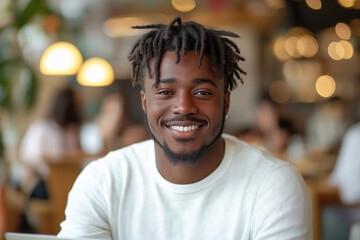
left=0, top=0, right=57, bottom=112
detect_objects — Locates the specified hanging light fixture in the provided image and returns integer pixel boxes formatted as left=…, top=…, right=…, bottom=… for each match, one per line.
left=40, top=41, right=83, bottom=75
left=77, top=57, right=114, bottom=87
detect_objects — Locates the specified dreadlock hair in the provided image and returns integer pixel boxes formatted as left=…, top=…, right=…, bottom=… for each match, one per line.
left=128, top=16, right=246, bottom=92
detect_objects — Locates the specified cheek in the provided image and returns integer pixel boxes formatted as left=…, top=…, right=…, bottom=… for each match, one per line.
left=146, top=99, right=169, bottom=125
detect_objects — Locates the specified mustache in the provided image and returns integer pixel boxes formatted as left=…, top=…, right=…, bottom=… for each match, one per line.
left=161, top=116, right=208, bottom=126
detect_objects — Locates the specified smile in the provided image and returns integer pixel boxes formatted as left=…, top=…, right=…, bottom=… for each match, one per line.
left=170, top=125, right=199, bottom=132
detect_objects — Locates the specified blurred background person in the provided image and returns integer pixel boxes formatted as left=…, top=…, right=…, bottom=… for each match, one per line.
left=18, top=87, right=82, bottom=200
left=81, top=85, right=149, bottom=156
left=306, top=97, right=350, bottom=154
left=80, top=88, right=128, bottom=155
left=321, top=121, right=360, bottom=240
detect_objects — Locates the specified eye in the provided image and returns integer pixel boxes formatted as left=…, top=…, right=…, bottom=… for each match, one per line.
left=194, top=91, right=213, bottom=96
left=159, top=90, right=172, bottom=95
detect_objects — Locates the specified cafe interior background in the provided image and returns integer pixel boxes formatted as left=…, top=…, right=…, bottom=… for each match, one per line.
left=0, top=0, right=360, bottom=239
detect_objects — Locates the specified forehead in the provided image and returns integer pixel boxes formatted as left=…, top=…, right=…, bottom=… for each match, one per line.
left=147, top=51, right=220, bottom=83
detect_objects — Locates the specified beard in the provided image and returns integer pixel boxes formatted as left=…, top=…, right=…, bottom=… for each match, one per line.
left=144, top=111, right=226, bottom=165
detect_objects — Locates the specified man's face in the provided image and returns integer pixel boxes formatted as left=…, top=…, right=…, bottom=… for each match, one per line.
left=141, top=51, right=230, bottom=164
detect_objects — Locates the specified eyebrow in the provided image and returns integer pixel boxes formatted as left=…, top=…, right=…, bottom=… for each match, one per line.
left=193, top=78, right=217, bottom=88
left=152, top=78, right=217, bottom=88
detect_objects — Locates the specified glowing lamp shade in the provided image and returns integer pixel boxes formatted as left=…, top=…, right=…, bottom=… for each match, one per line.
left=40, top=42, right=83, bottom=75
left=77, top=58, right=114, bottom=87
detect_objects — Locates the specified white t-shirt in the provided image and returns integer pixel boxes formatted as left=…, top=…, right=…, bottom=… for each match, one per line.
left=330, top=122, right=360, bottom=204
left=59, top=134, right=312, bottom=240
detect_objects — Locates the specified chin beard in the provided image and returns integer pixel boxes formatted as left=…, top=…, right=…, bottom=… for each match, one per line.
left=144, top=112, right=225, bottom=165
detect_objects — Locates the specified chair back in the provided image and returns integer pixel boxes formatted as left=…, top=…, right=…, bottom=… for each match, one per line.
left=46, top=159, right=83, bottom=233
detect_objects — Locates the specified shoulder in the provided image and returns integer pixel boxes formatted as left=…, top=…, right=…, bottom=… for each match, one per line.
left=223, top=133, right=295, bottom=174
left=222, top=135, right=312, bottom=238
left=223, top=133, right=306, bottom=196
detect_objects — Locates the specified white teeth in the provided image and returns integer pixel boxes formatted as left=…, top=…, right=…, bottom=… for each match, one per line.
left=170, top=125, right=199, bottom=132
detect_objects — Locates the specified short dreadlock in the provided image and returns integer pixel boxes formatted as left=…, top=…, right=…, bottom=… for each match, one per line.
left=128, top=16, right=246, bottom=92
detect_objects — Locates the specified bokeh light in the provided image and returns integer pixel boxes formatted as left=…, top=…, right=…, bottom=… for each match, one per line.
left=335, top=22, right=351, bottom=39
left=337, top=0, right=355, bottom=8
left=297, top=35, right=318, bottom=57
left=315, top=75, right=336, bottom=98
left=77, top=58, right=114, bottom=87
left=338, top=40, right=354, bottom=59
left=40, top=42, right=83, bottom=75
left=273, top=36, right=291, bottom=61
left=171, top=0, right=196, bottom=12
left=328, top=40, right=354, bottom=60
left=305, top=0, right=322, bottom=10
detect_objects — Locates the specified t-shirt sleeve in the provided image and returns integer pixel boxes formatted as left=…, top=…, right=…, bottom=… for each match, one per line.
left=251, top=164, right=313, bottom=240
left=58, top=161, right=112, bottom=239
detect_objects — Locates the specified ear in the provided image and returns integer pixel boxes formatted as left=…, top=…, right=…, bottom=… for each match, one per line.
left=224, top=91, right=230, bottom=115
left=140, top=90, right=146, bottom=112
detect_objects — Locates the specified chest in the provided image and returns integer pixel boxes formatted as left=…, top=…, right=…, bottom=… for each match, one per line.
left=109, top=177, right=256, bottom=240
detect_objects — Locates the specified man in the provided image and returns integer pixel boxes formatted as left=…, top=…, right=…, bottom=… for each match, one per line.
left=59, top=17, right=312, bottom=239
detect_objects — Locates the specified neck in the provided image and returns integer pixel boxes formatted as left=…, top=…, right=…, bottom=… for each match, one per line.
left=154, top=138, right=225, bottom=184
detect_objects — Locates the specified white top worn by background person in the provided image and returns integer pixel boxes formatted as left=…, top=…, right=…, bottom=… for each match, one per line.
left=19, top=119, right=80, bottom=193
left=330, top=122, right=360, bottom=204
left=59, top=134, right=312, bottom=240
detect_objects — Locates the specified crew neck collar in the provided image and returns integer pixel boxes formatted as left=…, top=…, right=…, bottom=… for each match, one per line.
left=149, top=134, right=235, bottom=194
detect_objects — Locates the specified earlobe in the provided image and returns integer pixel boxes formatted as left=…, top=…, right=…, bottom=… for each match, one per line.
left=140, top=90, right=146, bottom=112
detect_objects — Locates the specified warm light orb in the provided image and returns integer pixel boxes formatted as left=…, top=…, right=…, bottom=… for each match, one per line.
left=315, top=75, right=336, bottom=98
left=305, top=0, right=322, bottom=10
left=328, top=41, right=344, bottom=60
left=77, top=58, right=114, bottom=87
left=285, top=36, right=301, bottom=58
left=297, top=35, right=318, bottom=57
left=338, top=40, right=354, bottom=59
left=172, top=0, right=196, bottom=12
left=40, top=42, right=83, bottom=75
left=337, top=0, right=355, bottom=8
left=273, top=36, right=291, bottom=61
left=335, top=22, right=351, bottom=39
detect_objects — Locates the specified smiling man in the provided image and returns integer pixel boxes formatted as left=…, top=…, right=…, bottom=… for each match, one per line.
left=59, top=17, right=312, bottom=239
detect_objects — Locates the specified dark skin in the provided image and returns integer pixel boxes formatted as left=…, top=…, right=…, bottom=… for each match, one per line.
left=141, top=51, right=230, bottom=184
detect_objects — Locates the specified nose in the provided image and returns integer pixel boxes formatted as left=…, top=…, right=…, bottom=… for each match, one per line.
left=171, top=93, right=198, bottom=115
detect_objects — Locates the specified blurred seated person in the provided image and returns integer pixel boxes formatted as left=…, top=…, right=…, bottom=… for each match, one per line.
left=19, top=87, right=82, bottom=199
left=81, top=88, right=149, bottom=155
left=306, top=97, right=349, bottom=153
left=81, top=89, right=127, bottom=155
left=247, top=98, right=298, bottom=160
left=329, top=121, right=360, bottom=203
left=321, top=121, right=360, bottom=240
